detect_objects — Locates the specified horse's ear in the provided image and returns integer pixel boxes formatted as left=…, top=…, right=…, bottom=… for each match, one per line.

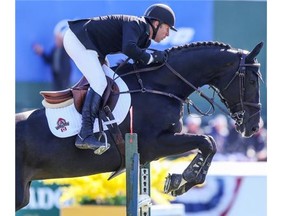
left=246, top=42, right=264, bottom=63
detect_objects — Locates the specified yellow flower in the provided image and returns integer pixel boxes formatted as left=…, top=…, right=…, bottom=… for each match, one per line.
left=43, top=155, right=197, bottom=205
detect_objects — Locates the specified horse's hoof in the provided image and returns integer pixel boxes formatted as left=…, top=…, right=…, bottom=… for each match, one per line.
left=164, top=173, right=183, bottom=194
left=171, top=181, right=197, bottom=197
left=170, top=166, right=208, bottom=197
left=171, top=184, right=187, bottom=197
left=94, top=143, right=111, bottom=155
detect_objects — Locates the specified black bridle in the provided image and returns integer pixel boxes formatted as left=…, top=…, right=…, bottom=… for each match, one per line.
left=112, top=51, right=262, bottom=126
left=210, top=52, right=262, bottom=126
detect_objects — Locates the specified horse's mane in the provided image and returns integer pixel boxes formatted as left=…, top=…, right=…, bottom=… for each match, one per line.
left=112, top=41, right=233, bottom=72
left=166, top=41, right=232, bottom=53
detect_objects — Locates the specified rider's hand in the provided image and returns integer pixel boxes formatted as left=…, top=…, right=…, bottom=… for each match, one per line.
left=151, top=50, right=167, bottom=64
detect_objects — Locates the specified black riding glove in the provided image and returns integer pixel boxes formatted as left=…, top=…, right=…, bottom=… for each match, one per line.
left=151, top=50, right=167, bottom=64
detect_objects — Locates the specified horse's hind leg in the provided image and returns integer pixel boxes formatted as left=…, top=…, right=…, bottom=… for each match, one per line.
left=16, top=181, right=31, bottom=211
left=16, top=170, right=31, bottom=211
left=159, top=134, right=217, bottom=195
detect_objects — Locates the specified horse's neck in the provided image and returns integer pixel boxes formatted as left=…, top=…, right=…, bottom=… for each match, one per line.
left=160, top=50, right=230, bottom=98
left=168, top=48, right=240, bottom=98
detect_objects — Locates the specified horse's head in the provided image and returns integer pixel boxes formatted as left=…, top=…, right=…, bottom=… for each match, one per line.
left=215, top=42, right=264, bottom=137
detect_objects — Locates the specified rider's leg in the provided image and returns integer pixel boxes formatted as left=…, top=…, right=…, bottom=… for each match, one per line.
left=63, top=29, right=108, bottom=151
left=75, top=88, right=104, bottom=150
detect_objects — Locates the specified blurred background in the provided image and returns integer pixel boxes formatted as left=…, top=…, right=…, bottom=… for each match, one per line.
left=16, top=0, right=266, bottom=215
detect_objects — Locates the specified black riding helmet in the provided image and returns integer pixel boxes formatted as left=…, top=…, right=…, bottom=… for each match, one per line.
left=144, top=3, right=177, bottom=39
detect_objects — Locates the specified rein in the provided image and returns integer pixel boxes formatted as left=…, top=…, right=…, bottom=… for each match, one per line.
left=113, top=59, right=217, bottom=116
left=112, top=51, right=261, bottom=126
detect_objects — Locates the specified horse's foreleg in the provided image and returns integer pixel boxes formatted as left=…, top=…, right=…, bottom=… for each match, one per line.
left=169, top=149, right=215, bottom=196
left=158, top=133, right=216, bottom=196
left=181, top=135, right=216, bottom=182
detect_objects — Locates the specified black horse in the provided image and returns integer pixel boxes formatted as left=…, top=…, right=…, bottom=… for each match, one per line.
left=16, top=41, right=263, bottom=210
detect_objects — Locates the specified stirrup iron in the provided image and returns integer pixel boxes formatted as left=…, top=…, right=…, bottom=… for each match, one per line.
left=94, top=131, right=110, bottom=155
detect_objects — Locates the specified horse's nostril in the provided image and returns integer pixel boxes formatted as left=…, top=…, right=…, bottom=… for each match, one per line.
left=252, top=126, right=259, bottom=133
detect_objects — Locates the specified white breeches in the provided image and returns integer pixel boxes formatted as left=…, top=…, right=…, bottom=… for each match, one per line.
left=63, top=29, right=107, bottom=96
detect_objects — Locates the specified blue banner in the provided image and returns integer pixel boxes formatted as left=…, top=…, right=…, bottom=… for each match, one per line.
left=16, top=0, right=213, bottom=82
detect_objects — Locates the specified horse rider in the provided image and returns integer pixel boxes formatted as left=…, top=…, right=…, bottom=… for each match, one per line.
left=63, top=3, right=177, bottom=153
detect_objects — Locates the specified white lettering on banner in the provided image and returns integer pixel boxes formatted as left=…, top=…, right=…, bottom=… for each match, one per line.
left=24, top=187, right=62, bottom=210
left=38, top=188, right=56, bottom=209
left=152, top=27, right=195, bottom=46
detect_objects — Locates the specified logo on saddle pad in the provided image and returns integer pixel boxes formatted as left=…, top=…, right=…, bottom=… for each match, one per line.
left=55, top=118, right=69, bottom=132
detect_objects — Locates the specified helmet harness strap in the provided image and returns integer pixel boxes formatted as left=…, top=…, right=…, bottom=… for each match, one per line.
left=147, top=19, right=163, bottom=40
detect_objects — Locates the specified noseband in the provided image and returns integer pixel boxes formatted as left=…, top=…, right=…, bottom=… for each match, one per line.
left=113, top=50, right=262, bottom=126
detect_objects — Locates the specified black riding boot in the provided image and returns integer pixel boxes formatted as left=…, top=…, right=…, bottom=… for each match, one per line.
left=75, top=88, right=105, bottom=151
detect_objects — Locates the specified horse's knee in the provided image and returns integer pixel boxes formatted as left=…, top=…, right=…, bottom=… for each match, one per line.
left=207, top=135, right=217, bottom=154
left=200, top=135, right=217, bottom=155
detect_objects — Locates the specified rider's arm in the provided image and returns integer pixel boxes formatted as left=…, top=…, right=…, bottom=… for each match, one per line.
left=122, top=21, right=152, bottom=64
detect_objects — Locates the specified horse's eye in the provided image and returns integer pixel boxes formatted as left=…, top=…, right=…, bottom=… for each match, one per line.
left=250, top=80, right=256, bottom=85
